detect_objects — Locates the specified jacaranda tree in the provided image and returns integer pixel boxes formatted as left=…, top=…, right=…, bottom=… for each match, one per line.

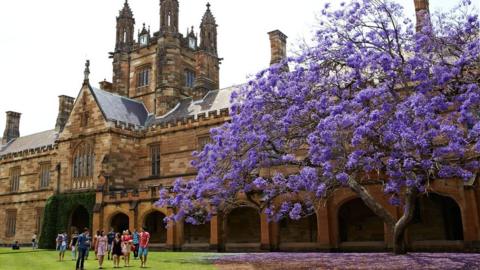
left=157, top=0, right=480, bottom=254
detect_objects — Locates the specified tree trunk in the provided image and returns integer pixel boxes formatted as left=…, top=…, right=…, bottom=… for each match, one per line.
left=393, top=187, right=418, bottom=255
left=347, top=177, right=396, bottom=227
left=348, top=177, right=419, bottom=255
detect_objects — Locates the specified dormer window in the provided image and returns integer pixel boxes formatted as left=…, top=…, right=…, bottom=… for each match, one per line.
left=189, top=37, right=196, bottom=50
left=140, top=35, right=149, bottom=46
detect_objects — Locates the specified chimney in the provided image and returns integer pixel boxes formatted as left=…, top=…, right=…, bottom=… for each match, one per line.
left=414, top=0, right=431, bottom=32
left=99, top=79, right=113, bottom=92
left=268, top=30, right=288, bottom=67
left=2, top=111, right=21, bottom=144
left=55, top=95, right=75, bottom=132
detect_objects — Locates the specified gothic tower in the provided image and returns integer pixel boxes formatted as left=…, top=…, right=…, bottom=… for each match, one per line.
left=112, top=0, right=135, bottom=96
left=160, top=0, right=179, bottom=35
left=193, top=3, right=220, bottom=100
left=156, top=0, right=184, bottom=115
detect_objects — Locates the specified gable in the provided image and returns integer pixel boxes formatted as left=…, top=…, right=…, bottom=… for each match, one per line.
left=59, top=83, right=108, bottom=140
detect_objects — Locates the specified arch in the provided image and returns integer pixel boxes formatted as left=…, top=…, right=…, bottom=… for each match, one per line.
left=69, top=205, right=89, bottom=235
left=143, top=211, right=167, bottom=244
left=409, top=193, right=464, bottom=241
left=226, top=207, right=261, bottom=244
left=184, top=222, right=210, bottom=244
left=110, top=212, right=129, bottom=233
left=338, top=198, right=384, bottom=242
left=279, top=214, right=317, bottom=243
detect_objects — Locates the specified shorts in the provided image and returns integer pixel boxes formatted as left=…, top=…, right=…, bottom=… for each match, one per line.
left=107, top=243, right=113, bottom=251
left=59, top=245, right=67, bottom=252
left=138, top=247, right=148, bottom=257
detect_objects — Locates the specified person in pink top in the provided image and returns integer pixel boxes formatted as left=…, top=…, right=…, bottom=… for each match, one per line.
left=138, top=227, right=150, bottom=268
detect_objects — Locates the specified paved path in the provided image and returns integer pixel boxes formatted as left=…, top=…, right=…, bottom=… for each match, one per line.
left=214, top=253, right=480, bottom=270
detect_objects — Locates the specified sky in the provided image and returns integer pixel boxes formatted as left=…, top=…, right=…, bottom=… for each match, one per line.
left=0, top=0, right=476, bottom=137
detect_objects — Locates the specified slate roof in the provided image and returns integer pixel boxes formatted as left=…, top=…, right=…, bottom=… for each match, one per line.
left=0, top=130, right=58, bottom=156
left=90, top=87, right=150, bottom=127
left=148, top=85, right=237, bottom=126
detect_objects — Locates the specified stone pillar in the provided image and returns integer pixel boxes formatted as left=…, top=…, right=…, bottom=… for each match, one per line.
left=269, top=221, right=280, bottom=251
left=2, top=111, right=21, bottom=144
left=268, top=30, right=288, bottom=66
left=209, top=214, right=224, bottom=251
left=55, top=95, right=75, bottom=132
left=316, top=204, right=332, bottom=250
left=463, top=189, right=480, bottom=248
left=260, top=212, right=271, bottom=250
left=166, top=208, right=176, bottom=250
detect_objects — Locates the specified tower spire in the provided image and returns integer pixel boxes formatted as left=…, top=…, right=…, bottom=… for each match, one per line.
left=200, top=2, right=217, bottom=55
left=160, top=0, right=179, bottom=35
left=115, top=0, right=135, bottom=52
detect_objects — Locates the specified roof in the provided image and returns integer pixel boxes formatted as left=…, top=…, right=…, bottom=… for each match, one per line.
left=90, top=87, right=150, bottom=127
left=0, top=130, right=58, bottom=156
left=148, top=85, right=237, bottom=126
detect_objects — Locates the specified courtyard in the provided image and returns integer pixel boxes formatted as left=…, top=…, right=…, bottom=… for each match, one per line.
left=1, top=249, right=480, bottom=270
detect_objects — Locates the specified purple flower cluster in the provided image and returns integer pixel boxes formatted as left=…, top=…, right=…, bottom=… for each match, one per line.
left=157, top=0, right=480, bottom=226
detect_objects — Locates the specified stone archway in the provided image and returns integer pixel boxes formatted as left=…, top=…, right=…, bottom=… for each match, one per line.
left=70, top=205, right=90, bottom=235
left=110, top=213, right=129, bottom=233
left=184, top=222, right=210, bottom=245
left=409, top=193, right=464, bottom=241
left=338, top=198, right=384, bottom=243
left=226, top=207, right=261, bottom=244
left=279, top=214, right=318, bottom=244
left=143, top=211, right=167, bottom=244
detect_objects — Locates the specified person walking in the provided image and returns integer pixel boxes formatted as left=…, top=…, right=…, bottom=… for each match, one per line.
left=96, top=231, right=108, bottom=269
left=85, top=233, right=92, bottom=260
left=138, top=227, right=150, bottom=268
left=93, top=231, right=100, bottom=260
left=122, top=230, right=133, bottom=267
left=107, top=229, right=115, bottom=260
left=32, top=233, right=37, bottom=250
left=132, top=229, right=140, bottom=260
left=57, top=232, right=67, bottom=262
left=76, top=228, right=90, bottom=270
left=112, top=233, right=123, bottom=268
left=70, top=231, right=79, bottom=261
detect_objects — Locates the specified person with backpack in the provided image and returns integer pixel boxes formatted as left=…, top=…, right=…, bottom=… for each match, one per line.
left=76, top=227, right=90, bottom=270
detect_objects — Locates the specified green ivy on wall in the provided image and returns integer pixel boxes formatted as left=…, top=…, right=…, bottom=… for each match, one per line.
left=38, top=192, right=95, bottom=249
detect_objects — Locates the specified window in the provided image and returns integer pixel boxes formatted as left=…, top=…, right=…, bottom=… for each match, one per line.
left=150, top=145, right=161, bottom=177
left=198, top=136, right=212, bottom=151
left=6, top=210, right=17, bottom=237
left=39, top=163, right=51, bottom=188
left=35, top=208, right=44, bottom=235
left=10, top=167, right=20, bottom=192
left=137, top=68, right=150, bottom=88
left=185, top=70, right=195, bottom=88
left=72, top=143, right=95, bottom=189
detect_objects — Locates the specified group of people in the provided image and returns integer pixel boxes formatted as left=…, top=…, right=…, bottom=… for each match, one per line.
left=56, top=227, right=150, bottom=270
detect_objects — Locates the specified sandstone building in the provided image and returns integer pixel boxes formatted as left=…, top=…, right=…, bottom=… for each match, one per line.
left=0, top=0, right=479, bottom=251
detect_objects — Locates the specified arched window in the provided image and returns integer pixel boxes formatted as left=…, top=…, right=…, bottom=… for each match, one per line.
left=72, top=143, right=95, bottom=189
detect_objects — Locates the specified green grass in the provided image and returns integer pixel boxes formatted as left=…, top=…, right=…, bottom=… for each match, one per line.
left=0, top=248, right=220, bottom=270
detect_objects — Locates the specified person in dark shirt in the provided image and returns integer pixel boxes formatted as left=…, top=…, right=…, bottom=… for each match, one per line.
left=76, top=227, right=90, bottom=270
left=70, top=231, right=79, bottom=261
left=12, top=241, right=20, bottom=250
left=107, top=229, right=115, bottom=260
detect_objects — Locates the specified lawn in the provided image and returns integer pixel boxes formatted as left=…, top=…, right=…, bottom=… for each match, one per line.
left=0, top=248, right=220, bottom=270
left=2, top=249, right=480, bottom=269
